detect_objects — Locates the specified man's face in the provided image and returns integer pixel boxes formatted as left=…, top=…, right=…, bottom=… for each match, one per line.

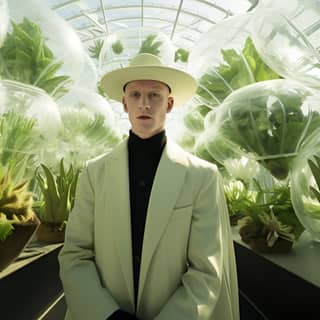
left=122, top=80, right=174, bottom=138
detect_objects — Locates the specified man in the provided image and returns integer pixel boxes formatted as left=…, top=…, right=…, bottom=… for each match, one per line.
left=58, top=53, right=239, bottom=320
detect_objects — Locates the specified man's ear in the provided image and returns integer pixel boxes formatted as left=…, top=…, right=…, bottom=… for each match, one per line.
left=167, top=97, right=174, bottom=113
left=122, top=96, right=128, bottom=113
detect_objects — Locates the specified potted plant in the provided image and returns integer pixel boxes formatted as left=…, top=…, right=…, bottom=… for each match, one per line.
left=35, top=159, right=80, bottom=243
left=226, top=180, right=304, bottom=253
left=0, top=168, right=40, bottom=272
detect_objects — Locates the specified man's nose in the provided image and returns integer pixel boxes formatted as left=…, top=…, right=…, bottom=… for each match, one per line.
left=140, top=95, right=151, bottom=109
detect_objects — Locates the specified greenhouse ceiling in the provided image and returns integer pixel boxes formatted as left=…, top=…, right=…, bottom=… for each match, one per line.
left=47, top=0, right=258, bottom=50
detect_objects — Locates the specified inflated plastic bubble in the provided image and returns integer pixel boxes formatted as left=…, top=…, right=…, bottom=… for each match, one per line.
left=182, top=95, right=213, bottom=134
left=58, top=87, right=116, bottom=127
left=175, top=127, right=197, bottom=153
left=188, top=12, right=280, bottom=108
left=74, top=53, right=98, bottom=91
left=0, top=0, right=9, bottom=47
left=204, top=79, right=320, bottom=180
left=7, top=0, right=88, bottom=93
left=0, top=80, right=62, bottom=136
left=0, top=80, right=62, bottom=181
left=251, top=0, right=320, bottom=90
left=193, top=130, right=231, bottom=168
left=56, top=90, right=122, bottom=169
left=98, top=27, right=175, bottom=76
left=290, top=129, right=320, bottom=243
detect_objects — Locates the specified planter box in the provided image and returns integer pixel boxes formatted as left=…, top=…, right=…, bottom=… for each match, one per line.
left=0, top=242, right=64, bottom=320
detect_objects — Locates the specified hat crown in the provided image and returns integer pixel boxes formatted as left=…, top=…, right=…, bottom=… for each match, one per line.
left=129, top=53, right=164, bottom=67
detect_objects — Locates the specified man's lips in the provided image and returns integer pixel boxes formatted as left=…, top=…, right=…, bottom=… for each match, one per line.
left=137, top=115, right=152, bottom=119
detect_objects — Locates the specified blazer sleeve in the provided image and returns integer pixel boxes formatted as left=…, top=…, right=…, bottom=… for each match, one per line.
left=154, top=166, right=232, bottom=320
left=58, top=165, right=119, bottom=320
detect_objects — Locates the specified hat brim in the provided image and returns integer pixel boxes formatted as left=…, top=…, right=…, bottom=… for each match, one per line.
left=101, top=65, right=197, bottom=107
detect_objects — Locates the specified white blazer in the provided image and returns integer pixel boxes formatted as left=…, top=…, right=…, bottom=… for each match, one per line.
left=58, top=138, right=240, bottom=320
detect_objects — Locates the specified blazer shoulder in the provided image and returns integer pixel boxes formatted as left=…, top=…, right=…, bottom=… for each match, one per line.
left=86, top=138, right=127, bottom=170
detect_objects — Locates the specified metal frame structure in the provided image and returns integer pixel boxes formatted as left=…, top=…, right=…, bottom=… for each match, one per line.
left=48, top=0, right=257, bottom=49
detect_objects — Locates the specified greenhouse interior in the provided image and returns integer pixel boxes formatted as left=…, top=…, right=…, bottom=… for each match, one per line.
left=0, top=0, right=319, bottom=319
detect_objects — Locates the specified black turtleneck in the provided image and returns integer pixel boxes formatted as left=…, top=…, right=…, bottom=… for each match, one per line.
left=107, top=130, right=166, bottom=320
left=128, top=129, right=166, bottom=305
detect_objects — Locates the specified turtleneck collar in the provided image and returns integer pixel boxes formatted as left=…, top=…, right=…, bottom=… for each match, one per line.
left=128, top=130, right=167, bottom=155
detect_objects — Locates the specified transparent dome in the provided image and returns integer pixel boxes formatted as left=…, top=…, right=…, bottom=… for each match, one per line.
left=0, top=80, right=62, bottom=181
left=7, top=0, right=89, bottom=95
left=291, top=129, right=320, bottom=243
left=98, top=27, right=175, bottom=76
left=56, top=89, right=122, bottom=169
left=204, top=79, right=320, bottom=180
left=182, top=95, right=213, bottom=135
left=0, top=0, right=9, bottom=47
left=58, top=87, right=116, bottom=127
left=0, top=80, right=62, bottom=136
left=251, top=0, right=320, bottom=90
left=188, top=12, right=281, bottom=108
left=73, top=53, right=99, bottom=92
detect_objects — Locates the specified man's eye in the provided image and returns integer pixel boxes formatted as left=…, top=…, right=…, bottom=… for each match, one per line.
left=131, top=92, right=140, bottom=97
left=151, top=92, right=160, bottom=98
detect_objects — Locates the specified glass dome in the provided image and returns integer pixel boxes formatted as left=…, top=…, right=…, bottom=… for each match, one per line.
left=251, top=0, right=320, bottom=90
left=56, top=88, right=122, bottom=169
left=188, top=13, right=256, bottom=107
left=58, top=86, right=116, bottom=126
left=204, top=79, right=320, bottom=180
left=7, top=0, right=91, bottom=95
left=0, top=80, right=62, bottom=136
left=291, top=129, right=320, bottom=243
left=179, top=11, right=281, bottom=165
left=0, top=80, right=62, bottom=181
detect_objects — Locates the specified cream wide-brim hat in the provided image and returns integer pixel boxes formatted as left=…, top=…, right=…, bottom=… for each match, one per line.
left=100, top=53, right=197, bottom=107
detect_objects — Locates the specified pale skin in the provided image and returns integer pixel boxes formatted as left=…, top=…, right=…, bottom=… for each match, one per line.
left=122, top=80, right=174, bottom=139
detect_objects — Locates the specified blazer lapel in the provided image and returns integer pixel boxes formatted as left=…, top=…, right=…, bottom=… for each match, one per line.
left=105, top=138, right=135, bottom=308
left=137, top=140, right=188, bottom=308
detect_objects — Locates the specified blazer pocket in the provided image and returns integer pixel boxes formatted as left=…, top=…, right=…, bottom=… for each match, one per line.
left=172, top=204, right=193, bottom=218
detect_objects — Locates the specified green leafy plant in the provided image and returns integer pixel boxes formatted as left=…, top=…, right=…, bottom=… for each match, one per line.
left=176, top=130, right=196, bottom=151
left=217, top=92, right=320, bottom=180
left=308, top=155, right=320, bottom=202
left=231, top=181, right=305, bottom=249
left=36, top=159, right=80, bottom=227
left=302, top=155, right=320, bottom=220
left=88, top=39, right=104, bottom=59
left=174, top=48, right=189, bottom=63
left=196, top=36, right=281, bottom=106
left=182, top=37, right=282, bottom=168
left=224, top=180, right=256, bottom=225
left=138, top=34, right=162, bottom=56
left=0, top=111, right=40, bottom=182
left=112, top=40, right=124, bottom=54
left=0, top=17, right=71, bottom=98
left=0, top=169, right=35, bottom=242
left=183, top=104, right=211, bottom=134
left=58, top=108, right=121, bottom=169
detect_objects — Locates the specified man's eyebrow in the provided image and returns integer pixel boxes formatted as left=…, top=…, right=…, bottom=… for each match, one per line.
left=124, top=84, right=171, bottom=92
